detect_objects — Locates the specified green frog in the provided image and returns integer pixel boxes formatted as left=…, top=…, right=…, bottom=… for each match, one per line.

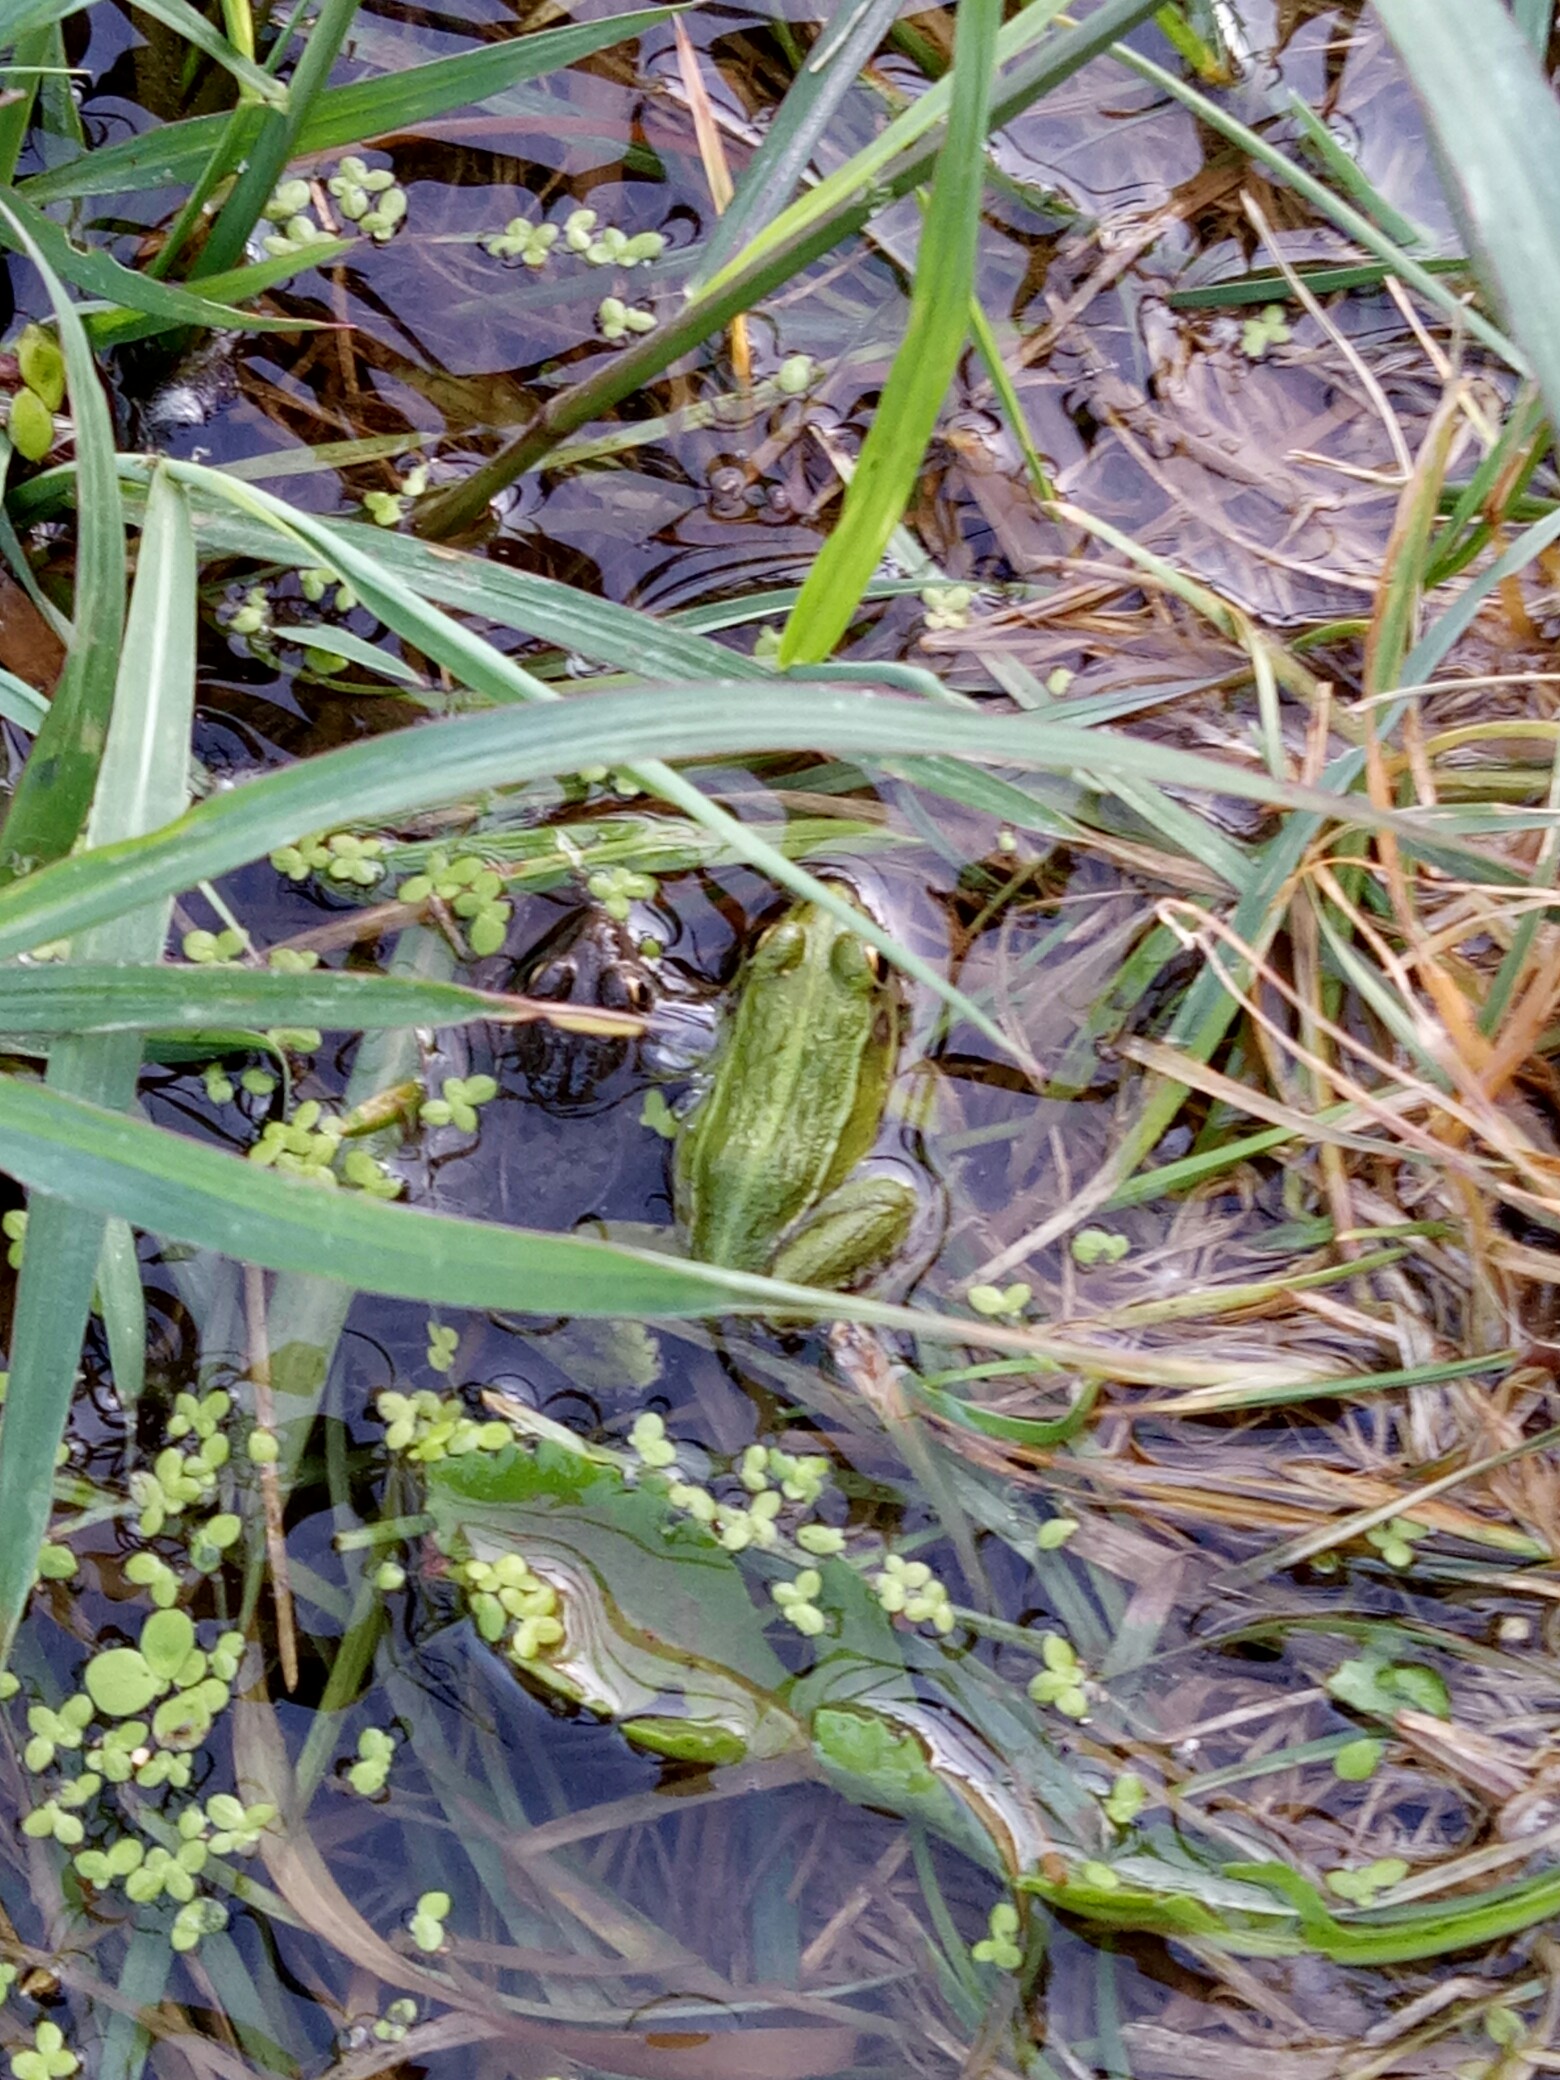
left=673, top=891, right=919, bottom=1290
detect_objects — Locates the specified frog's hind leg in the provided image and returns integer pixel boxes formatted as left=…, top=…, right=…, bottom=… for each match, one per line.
left=770, top=1173, right=917, bottom=1292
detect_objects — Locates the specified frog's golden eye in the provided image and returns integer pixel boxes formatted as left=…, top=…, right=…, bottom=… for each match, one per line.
left=619, top=972, right=653, bottom=1013
left=861, top=942, right=882, bottom=979
left=529, top=957, right=576, bottom=1000
left=753, top=918, right=807, bottom=975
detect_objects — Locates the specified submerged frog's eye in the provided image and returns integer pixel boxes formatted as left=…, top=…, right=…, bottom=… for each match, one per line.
left=529, top=957, right=576, bottom=1000
left=613, top=970, right=653, bottom=1013
left=752, top=918, right=807, bottom=975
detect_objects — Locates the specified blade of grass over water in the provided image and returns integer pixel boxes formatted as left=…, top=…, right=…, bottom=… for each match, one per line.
left=0, top=203, right=124, bottom=881
left=1378, top=0, right=1560, bottom=435
left=0, top=467, right=194, bottom=1662
left=0, top=679, right=1490, bottom=974
left=0, top=964, right=641, bottom=1034
left=777, top=0, right=997, bottom=664
left=0, top=1073, right=1061, bottom=1354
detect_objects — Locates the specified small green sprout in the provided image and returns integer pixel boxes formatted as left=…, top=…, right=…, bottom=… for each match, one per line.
left=628, top=1411, right=678, bottom=1471
left=374, top=1558, right=406, bottom=1592
left=1036, top=1516, right=1079, bottom=1550
left=377, top=1388, right=512, bottom=1462
left=35, top=1543, right=75, bottom=1582
left=408, top=1890, right=452, bottom=1952
left=124, top=1552, right=180, bottom=1607
left=776, top=353, right=816, bottom=395
left=420, top=1074, right=499, bottom=1134
left=261, top=210, right=335, bottom=259
left=795, top=1523, right=846, bottom=1557
left=771, top=1569, right=826, bottom=1637
left=485, top=215, right=559, bottom=265
left=373, top=1997, right=419, bottom=2044
left=872, top=1553, right=955, bottom=1633
left=1240, top=302, right=1291, bottom=358
left=396, top=848, right=511, bottom=953
left=1334, top=1736, right=1387, bottom=1782
left=74, top=1833, right=147, bottom=1886
left=170, top=1898, right=229, bottom=1953
left=1027, top=1633, right=1089, bottom=1719
left=666, top=1480, right=717, bottom=1526
left=596, top=296, right=656, bottom=342
left=967, top=1281, right=1030, bottom=1317
left=10, top=2018, right=79, bottom=2078
left=1486, top=2006, right=1528, bottom=2049
left=1325, top=1855, right=1409, bottom=1906
left=21, top=1800, right=84, bottom=1847
left=182, top=927, right=247, bottom=965
left=340, top=1148, right=403, bottom=1200
left=3, top=1211, right=25, bottom=1266
left=585, top=866, right=657, bottom=919
left=263, top=177, right=312, bottom=223
left=920, top=583, right=973, bottom=632
left=203, top=1793, right=278, bottom=1854
left=1071, top=1228, right=1129, bottom=1267
left=327, top=154, right=396, bottom=220
left=640, top=1089, right=678, bottom=1139
left=1103, top=1772, right=1146, bottom=1827
left=347, top=1727, right=398, bottom=1796
left=971, top=1899, right=1023, bottom=1970
left=203, top=1064, right=236, bottom=1105
left=1366, top=1517, right=1430, bottom=1570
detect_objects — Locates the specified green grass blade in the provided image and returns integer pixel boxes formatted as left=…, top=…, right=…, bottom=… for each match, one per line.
left=179, top=494, right=772, bottom=681
left=20, top=8, right=677, bottom=204
left=0, top=1072, right=1047, bottom=1350
left=0, top=181, right=335, bottom=333
left=0, top=198, right=124, bottom=881
left=0, top=963, right=617, bottom=1033
left=1377, top=0, right=1560, bottom=431
left=0, top=469, right=194, bottom=1661
left=1515, top=0, right=1555, bottom=54
left=688, top=0, right=903, bottom=291
left=86, top=240, right=354, bottom=350
left=95, top=1216, right=146, bottom=1409
left=0, top=0, right=76, bottom=41
left=777, top=0, right=998, bottom=664
left=0, top=681, right=1436, bottom=973
left=194, top=0, right=361, bottom=277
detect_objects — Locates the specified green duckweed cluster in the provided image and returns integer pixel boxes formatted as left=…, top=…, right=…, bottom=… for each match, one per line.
left=261, top=157, right=407, bottom=254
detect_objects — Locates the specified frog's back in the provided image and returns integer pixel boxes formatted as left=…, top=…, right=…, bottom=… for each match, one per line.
left=676, top=902, right=895, bottom=1274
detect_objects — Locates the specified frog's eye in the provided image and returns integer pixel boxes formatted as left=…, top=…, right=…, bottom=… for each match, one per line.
left=611, top=971, right=653, bottom=1014
left=753, top=919, right=806, bottom=975
left=830, top=933, right=876, bottom=990
left=529, top=957, right=576, bottom=1000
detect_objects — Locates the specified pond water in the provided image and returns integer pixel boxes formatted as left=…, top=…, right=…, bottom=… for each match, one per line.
left=0, top=4, right=1554, bottom=2078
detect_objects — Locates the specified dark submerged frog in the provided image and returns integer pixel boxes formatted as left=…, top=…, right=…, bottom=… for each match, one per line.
left=514, top=908, right=655, bottom=1112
